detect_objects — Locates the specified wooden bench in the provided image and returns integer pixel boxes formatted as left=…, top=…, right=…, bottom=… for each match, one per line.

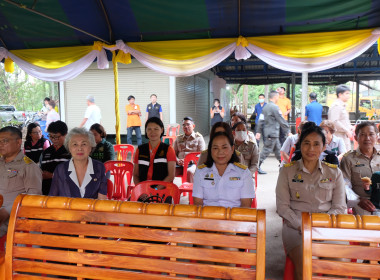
left=302, top=212, right=380, bottom=280
left=1, top=194, right=266, bottom=279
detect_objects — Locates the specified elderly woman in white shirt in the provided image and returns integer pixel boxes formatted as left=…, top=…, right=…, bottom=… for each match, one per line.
left=320, top=120, right=347, bottom=161
left=50, top=127, right=108, bottom=199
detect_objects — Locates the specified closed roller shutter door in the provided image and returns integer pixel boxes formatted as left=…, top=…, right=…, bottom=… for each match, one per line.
left=194, top=76, right=210, bottom=136
left=64, top=62, right=170, bottom=135
left=176, top=76, right=196, bottom=126
left=176, top=76, right=210, bottom=136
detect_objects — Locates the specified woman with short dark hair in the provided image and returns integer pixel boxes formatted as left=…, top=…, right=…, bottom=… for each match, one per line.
left=276, top=122, right=346, bottom=280
left=133, top=117, right=176, bottom=189
left=193, top=131, right=255, bottom=208
left=90, top=123, right=115, bottom=163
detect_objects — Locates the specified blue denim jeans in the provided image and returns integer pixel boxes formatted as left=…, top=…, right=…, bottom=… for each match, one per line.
left=127, top=126, right=142, bottom=145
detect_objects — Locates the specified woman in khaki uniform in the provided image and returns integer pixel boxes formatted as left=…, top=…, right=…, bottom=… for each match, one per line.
left=276, top=122, right=346, bottom=280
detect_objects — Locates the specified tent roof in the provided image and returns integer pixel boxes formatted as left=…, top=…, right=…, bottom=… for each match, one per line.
left=1, top=0, right=380, bottom=50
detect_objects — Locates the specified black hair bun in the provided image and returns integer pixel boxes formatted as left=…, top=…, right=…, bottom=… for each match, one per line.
left=301, top=121, right=317, bottom=131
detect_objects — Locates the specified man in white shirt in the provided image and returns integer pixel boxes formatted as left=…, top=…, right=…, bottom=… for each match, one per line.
left=79, top=95, right=101, bottom=130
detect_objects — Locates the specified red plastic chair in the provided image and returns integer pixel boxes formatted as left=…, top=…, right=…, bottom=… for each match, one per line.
left=162, top=124, right=180, bottom=146
left=0, top=235, right=6, bottom=252
left=113, top=144, right=135, bottom=161
left=178, top=152, right=201, bottom=205
left=283, top=255, right=295, bottom=280
left=130, top=180, right=180, bottom=204
left=104, top=161, right=134, bottom=200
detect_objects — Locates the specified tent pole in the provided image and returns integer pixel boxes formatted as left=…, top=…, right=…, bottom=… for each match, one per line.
left=98, top=0, right=114, bottom=42
left=301, top=72, right=308, bottom=121
left=0, top=36, right=7, bottom=48
left=4, top=0, right=110, bottom=44
left=112, top=51, right=121, bottom=145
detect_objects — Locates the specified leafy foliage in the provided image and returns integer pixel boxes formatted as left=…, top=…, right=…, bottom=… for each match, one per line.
left=0, top=64, right=58, bottom=111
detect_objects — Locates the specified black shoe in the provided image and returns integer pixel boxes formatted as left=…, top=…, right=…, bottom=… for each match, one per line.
left=258, top=168, right=267, bottom=174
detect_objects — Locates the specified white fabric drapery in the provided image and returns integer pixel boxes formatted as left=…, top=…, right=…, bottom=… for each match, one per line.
left=1, top=28, right=380, bottom=81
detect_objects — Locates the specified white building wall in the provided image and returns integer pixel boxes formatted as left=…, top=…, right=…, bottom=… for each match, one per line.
left=64, top=61, right=170, bottom=135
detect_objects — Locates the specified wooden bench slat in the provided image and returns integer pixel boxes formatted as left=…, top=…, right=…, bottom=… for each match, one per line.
left=13, top=247, right=256, bottom=279
left=312, top=227, right=380, bottom=243
left=311, top=277, right=349, bottom=280
left=312, top=243, right=380, bottom=260
left=17, top=207, right=257, bottom=233
left=15, top=219, right=257, bottom=249
left=12, top=260, right=181, bottom=280
left=312, top=259, right=380, bottom=278
left=13, top=232, right=257, bottom=265
left=14, top=275, right=64, bottom=280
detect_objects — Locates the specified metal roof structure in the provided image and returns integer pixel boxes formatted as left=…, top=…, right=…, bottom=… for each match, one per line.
left=213, top=44, right=380, bottom=85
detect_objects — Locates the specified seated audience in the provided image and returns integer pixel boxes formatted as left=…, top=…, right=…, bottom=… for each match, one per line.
left=24, top=122, right=50, bottom=163
left=198, top=121, right=244, bottom=165
left=173, top=116, right=205, bottom=183
left=230, top=112, right=257, bottom=144
left=340, top=121, right=380, bottom=215
left=40, top=121, right=71, bottom=195
left=280, top=121, right=307, bottom=164
left=319, top=120, right=346, bottom=161
left=89, top=123, right=115, bottom=163
left=193, top=131, right=255, bottom=208
left=276, top=122, right=346, bottom=280
left=50, top=127, right=107, bottom=199
left=133, top=117, right=176, bottom=189
left=232, top=121, right=259, bottom=177
left=0, top=126, right=42, bottom=237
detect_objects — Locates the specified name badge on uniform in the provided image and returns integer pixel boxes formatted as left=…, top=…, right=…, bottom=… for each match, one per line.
left=134, top=106, right=137, bottom=109
left=7, top=169, right=18, bottom=178
left=320, top=178, right=332, bottom=183
left=148, top=106, right=151, bottom=109
left=292, top=174, right=303, bottom=183
left=229, top=177, right=241, bottom=181
left=204, top=173, right=214, bottom=181
left=355, top=161, right=365, bottom=167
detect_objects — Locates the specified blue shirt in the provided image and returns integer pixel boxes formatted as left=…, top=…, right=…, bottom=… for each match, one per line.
left=305, top=100, right=323, bottom=125
left=254, top=102, right=267, bottom=123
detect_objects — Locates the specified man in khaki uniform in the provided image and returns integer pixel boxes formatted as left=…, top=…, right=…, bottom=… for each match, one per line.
left=232, top=121, right=259, bottom=177
left=173, top=116, right=205, bottom=183
left=0, top=126, right=42, bottom=237
left=328, top=84, right=353, bottom=150
left=276, top=160, right=346, bottom=280
left=340, top=121, right=379, bottom=215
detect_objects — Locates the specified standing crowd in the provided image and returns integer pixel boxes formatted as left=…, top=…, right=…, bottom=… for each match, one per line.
left=0, top=85, right=379, bottom=279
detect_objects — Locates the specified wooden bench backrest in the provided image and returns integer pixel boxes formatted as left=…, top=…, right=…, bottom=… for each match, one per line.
left=302, top=212, right=380, bottom=280
left=6, top=194, right=266, bottom=280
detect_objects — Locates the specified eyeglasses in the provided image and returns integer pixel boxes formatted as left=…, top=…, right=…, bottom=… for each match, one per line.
left=48, top=134, right=62, bottom=140
left=0, top=138, right=18, bottom=145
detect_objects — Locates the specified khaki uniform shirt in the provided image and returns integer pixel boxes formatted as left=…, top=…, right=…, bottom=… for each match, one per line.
left=0, top=151, right=42, bottom=235
left=340, top=148, right=380, bottom=199
left=173, top=131, right=205, bottom=160
left=276, top=159, right=346, bottom=230
left=328, top=99, right=351, bottom=134
left=234, top=139, right=259, bottom=176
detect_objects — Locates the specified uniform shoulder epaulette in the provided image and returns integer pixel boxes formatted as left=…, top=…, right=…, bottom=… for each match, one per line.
left=234, top=162, right=247, bottom=170
left=284, top=162, right=295, bottom=167
left=195, top=132, right=202, bottom=137
left=235, top=150, right=241, bottom=156
left=201, top=149, right=208, bottom=154
left=197, top=164, right=207, bottom=169
left=343, top=150, right=353, bottom=157
left=322, top=161, right=338, bottom=169
left=23, top=156, right=33, bottom=164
